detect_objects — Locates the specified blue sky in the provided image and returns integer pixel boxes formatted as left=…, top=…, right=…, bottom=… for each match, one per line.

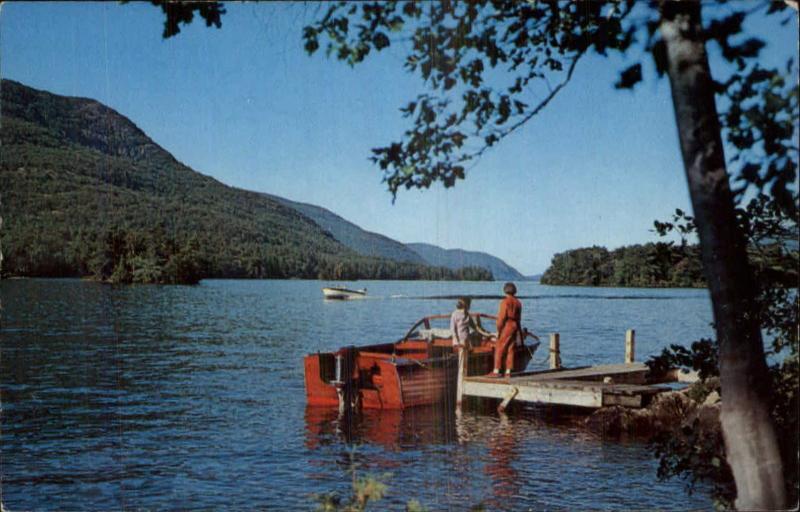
left=1, top=2, right=797, bottom=274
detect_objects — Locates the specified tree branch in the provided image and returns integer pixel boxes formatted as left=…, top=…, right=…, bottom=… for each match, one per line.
left=470, top=52, right=584, bottom=160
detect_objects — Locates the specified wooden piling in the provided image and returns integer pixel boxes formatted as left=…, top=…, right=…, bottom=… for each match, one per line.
left=497, top=386, right=518, bottom=413
left=625, top=329, right=635, bottom=364
left=549, top=333, right=561, bottom=370
left=456, top=346, right=468, bottom=408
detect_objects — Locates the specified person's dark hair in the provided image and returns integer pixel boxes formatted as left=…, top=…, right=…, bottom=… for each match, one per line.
left=503, top=282, right=517, bottom=295
left=457, top=297, right=471, bottom=310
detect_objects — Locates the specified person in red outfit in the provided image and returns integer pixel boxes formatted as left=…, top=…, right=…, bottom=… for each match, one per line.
left=489, top=282, right=522, bottom=377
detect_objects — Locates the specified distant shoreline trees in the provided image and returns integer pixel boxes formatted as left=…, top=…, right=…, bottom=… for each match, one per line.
left=0, top=225, right=494, bottom=284
left=541, top=242, right=705, bottom=288
left=541, top=238, right=796, bottom=290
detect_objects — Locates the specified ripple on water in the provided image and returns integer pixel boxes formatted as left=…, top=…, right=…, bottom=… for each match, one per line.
left=1, top=279, right=714, bottom=510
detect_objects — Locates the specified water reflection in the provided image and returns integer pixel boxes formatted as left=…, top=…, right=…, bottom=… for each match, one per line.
left=305, top=405, right=465, bottom=450
left=484, top=413, right=521, bottom=507
left=302, top=402, right=697, bottom=511
left=303, top=403, right=586, bottom=507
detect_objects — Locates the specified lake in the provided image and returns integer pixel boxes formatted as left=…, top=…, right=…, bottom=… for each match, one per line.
left=0, top=279, right=716, bottom=510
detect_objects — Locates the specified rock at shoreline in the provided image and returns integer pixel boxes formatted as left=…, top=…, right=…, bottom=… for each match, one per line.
left=585, top=381, right=721, bottom=438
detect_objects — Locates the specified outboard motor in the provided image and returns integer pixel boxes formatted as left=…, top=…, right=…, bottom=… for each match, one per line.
left=332, top=346, right=359, bottom=414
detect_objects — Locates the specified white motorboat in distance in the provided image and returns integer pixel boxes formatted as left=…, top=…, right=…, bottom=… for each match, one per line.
left=322, top=286, right=367, bottom=300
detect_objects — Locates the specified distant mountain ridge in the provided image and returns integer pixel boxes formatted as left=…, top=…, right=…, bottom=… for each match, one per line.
left=263, top=194, right=426, bottom=264
left=264, top=195, right=529, bottom=280
left=0, top=79, right=522, bottom=281
left=260, top=194, right=529, bottom=280
left=0, top=79, right=494, bottom=282
left=406, top=243, right=526, bottom=281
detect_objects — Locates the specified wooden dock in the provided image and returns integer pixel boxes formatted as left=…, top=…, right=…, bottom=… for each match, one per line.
left=459, top=330, right=696, bottom=411
left=463, top=363, right=667, bottom=409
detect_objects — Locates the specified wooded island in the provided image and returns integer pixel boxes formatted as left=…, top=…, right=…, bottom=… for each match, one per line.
left=540, top=243, right=706, bottom=288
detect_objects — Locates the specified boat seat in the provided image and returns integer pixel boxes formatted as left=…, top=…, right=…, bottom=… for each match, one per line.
left=418, top=328, right=452, bottom=342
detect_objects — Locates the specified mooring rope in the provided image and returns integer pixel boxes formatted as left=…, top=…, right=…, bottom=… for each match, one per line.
left=530, top=347, right=558, bottom=366
left=410, top=358, right=430, bottom=370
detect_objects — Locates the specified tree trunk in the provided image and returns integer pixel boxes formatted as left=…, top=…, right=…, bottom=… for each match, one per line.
left=659, top=2, right=786, bottom=509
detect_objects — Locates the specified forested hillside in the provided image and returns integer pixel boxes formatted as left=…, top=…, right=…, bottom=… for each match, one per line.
left=0, top=79, right=491, bottom=283
left=264, top=196, right=533, bottom=281
left=406, top=243, right=526, bottom=281
left=540, top=243, right=706, bottom=288
left=264, top=193, right=426, bottom=264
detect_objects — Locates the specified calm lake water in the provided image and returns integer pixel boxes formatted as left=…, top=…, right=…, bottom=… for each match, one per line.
left=1, top=279, right=716, bottom=510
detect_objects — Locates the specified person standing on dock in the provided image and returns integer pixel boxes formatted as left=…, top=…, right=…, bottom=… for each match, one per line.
left=451, top=297, right=473, bottom=407
left=490, top=282, right=522, bottom=378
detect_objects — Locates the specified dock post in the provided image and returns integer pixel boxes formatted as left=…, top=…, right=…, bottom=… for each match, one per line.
left=497, top=386, right=518, bottom=413
left=625, top=329, right=635, bottom=364
left=456, top=346, right=468, bottom=408
left=549, top=333, right=561, bottom=369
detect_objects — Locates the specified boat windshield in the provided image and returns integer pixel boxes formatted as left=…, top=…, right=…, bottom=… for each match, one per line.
left=401, top=313, right=496, bottom=342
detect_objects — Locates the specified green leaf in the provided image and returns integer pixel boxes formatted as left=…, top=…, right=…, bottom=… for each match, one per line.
left=373, top=32, right=390, bottom=50
left=615, top=63, right=642, bottom=89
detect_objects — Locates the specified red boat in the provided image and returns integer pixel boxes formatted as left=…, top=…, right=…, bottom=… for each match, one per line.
left=304, top=313, right=539, bottom=410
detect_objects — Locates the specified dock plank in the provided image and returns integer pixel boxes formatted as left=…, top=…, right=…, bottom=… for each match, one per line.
left=462, top=379, right=603, bottom=408
left=462, top=363, right=672, bottom=409
left=479, top=363, right=651, bottom=385
left=527, top=362, right=649, bottom=382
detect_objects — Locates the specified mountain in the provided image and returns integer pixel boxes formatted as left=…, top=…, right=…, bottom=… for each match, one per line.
left=0, top=79, right=491, bottom=283
left=261, top=195, right=532, bottom=280
left=265, top=194, right=531, bottom=279
left=262, top=194, right=426, bottom=264
left=406, top=243, right=526, bottom=281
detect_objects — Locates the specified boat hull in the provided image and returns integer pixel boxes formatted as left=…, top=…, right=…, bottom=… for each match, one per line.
left=304, top=341, right=533, bottom=410
left=322, top=287, right=367, bottom=300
